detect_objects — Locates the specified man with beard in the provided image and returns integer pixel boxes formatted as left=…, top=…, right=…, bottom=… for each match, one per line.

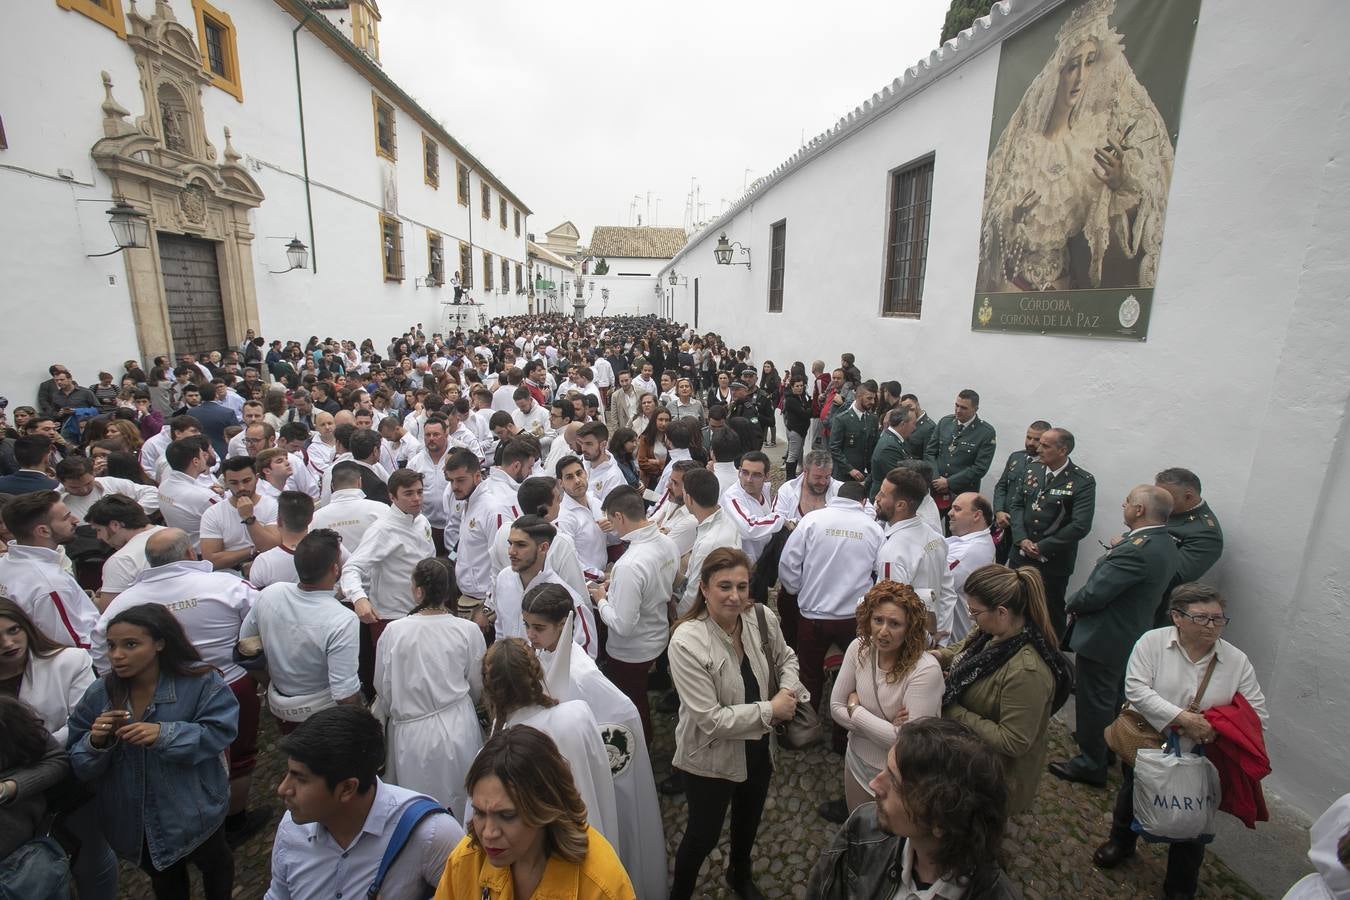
left=488, top=516, right=595, bottom=657
left=829, top=380, right=880, bottom=485
left=991, top=420, right=1051, bottom=563
left=923, top=389, right=997, bottom=528
left=0, top=490, right=98, bottom=648
left=874, top=466, right=953, bottom=642
left=444, top=447, right=519, bottom=622
left=555, top=455, right=608, bottom=578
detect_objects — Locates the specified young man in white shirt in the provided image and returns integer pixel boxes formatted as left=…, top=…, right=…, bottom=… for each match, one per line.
left=85, top=495, right=166, bottom=607
left=92, top=527, right=269, bottom=843
left=720, top=450, right=787, bottom=568
left=555, top=455, right=609, bottom=576
left=511, top=388, right=551, bottom=439
left=157, top=435, right=220, bottom=550
left=250, top=491, right=349, bottom=589
left=588, top=486, right=679, bottom=746
left=277, top=423, right=322, bottom=499
left=266, top=707, right=463, bottom=900
left=140, top=414, right=201, bottom=482
left=874, top=466, right=953, bottom=642
left=56, top=455, right=158, bottom=523
left=675, top=468, right=741, bottom=617
left=576, top=421, right=626, bottom=505
left=403, top=415, right=453, bottom=555
left=310, top=462, right=385, bottom=548
left=489, top=516, right=596, bottom=658
left=945, top=492, right=997, bottom=643
left=200, top=456, right=280, bottom=571
left=339, top=469, right=435, bottom=649
left=649, top=459, right=699, bottom=557
left=779, top=480, right=884, bottom=712
left=443, top=447, right=520, bottom=620
left=0, top=490, right=98, bottom=649
left=240, top=529, right=362, bottom=730
left=486, top=476, right=591, bottom=600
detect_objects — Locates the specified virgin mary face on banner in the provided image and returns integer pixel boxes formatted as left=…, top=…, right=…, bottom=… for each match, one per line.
left=977, top=0, right=1174, bottom=294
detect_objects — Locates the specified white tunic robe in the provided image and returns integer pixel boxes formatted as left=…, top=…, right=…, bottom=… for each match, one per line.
left=373, top=614, right=486, bottom=816
left=499, top=701, right=621, bottom=855
left=542, top=617, right=666, bottom=900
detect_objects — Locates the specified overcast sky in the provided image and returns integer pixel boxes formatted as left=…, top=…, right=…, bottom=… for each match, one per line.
left=381, top=0, right=952, bottom=245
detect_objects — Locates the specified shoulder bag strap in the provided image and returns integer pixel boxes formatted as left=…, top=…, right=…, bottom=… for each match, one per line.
left=753, top=604, right=780, bottom=697
left=1186, top=655, right=1220, bottom=712
left=366, top=797, right=446, bottom=899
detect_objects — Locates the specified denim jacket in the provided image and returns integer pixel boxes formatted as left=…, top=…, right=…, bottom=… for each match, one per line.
left=67, top=670, right=238, bottom=869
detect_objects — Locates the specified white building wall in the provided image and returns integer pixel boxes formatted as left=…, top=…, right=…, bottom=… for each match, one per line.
left=1, top=0, right=528, bottom=402
left=662, top=1, right=1350, bottom=817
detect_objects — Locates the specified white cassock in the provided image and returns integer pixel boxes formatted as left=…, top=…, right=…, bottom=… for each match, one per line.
left=499, top=700, right=621, bottom=856
left=372, top=615, right=486, bottom=817
left=543, top=615, right=667, bottom=900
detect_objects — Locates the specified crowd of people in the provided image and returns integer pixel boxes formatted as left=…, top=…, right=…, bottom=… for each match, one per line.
left=0, top=312, right=1339, bottom=900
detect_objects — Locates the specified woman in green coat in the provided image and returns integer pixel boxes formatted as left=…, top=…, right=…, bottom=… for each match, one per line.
left=933, top=565, right=1074, bottom=814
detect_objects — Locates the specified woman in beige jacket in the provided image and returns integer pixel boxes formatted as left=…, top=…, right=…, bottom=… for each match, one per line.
left=668, top=547, right=804, bottom=900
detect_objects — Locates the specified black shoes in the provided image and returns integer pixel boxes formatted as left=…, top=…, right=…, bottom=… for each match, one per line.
left=726, top=866, right=766, bottom=900
left=1047, top=759, right=1108, bottom=787
left=817, top=798, right=849, bottom=824
left=1091, top=839, right=1135, bottom=868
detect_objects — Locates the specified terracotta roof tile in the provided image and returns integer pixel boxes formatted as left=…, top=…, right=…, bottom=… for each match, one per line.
left=587, top=226, right=687, bottom=260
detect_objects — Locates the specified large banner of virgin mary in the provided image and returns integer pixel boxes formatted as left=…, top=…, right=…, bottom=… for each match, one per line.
left=972, top=0, right=1200, bottom=339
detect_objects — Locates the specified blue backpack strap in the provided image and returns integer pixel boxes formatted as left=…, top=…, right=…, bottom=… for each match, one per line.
left=366, top=797, right=446, bottom=899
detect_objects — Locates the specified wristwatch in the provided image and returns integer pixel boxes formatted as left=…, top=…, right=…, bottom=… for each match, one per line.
left=240, top=515, right=257, bottom=526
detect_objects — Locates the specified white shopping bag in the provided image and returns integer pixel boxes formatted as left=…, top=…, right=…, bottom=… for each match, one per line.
left=1132, top=733, right=1221, bottom=843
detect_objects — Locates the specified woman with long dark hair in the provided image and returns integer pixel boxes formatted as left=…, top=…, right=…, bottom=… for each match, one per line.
left=636, top=408, right=671, bottom=488
left=67, top=604, right=239, bottom=900
left=373, top=557, right=485, bottom=815
left=607, top=428, right=641, bottom=489
left=933, top=564, right=1073, bottom=814
left=0, top=599, right=116, bottom=899
left=0, top=695, right=71, bottom=880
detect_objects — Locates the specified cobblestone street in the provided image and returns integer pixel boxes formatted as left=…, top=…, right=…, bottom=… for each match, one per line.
left=113, top=680, right=1265, bottom=899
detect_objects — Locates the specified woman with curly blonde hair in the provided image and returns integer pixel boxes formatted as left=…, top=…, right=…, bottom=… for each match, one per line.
left=822, top=581, right=945, bottom=822
left=435, top=725, right=636, bottom=900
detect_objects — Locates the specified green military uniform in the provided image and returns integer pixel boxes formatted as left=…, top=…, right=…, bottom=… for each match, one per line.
left=828, top=404, right=879, bottom=482
left=923, top=414, right=997, bottom=497
left=1154, top=500, right=1224, bottom=624
left=905, top=412, right=935, bottom=458
left=992, top=449, right=1037, bottom=519
left=1006, top=460, right=1096, bottom=639
left=865, top=428, right=912, bottom=499
left=1063, top=525, right=1179, bottom=774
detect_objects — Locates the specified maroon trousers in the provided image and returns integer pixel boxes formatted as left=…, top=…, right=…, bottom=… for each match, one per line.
left=796, top=617, right=856, bottom=716
left=605, top=657, right=655, bottom=746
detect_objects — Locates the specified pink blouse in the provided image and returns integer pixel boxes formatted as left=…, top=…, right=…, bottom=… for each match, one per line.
left=830, top=638, right=944, bottom=770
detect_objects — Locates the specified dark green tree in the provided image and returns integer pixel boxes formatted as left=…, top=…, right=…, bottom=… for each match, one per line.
left=594, top=257, right=609, bottom=275
left=941, top=0, right=998, bottom=44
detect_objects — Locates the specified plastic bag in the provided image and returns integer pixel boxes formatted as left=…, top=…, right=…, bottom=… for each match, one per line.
left=1132, top=731, right=1221, bottom=843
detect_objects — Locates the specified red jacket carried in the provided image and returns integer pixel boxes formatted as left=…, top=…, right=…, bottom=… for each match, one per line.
left=1202, top=692, right=1270, bottom=829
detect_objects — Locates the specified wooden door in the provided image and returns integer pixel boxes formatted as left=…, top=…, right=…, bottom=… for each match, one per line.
left=158, top=233, right=226, bottom=357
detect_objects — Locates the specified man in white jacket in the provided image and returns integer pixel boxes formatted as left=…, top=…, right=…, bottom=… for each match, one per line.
left=0, top=490, right=97, bottom=649
left=945, top=492, right=997, bottom=643
left=874, top=466, right=953, bottom=642
left=444, top=447, right=522, bottom=620
left=720, top=450, right=788, bottom=566
left=675, top=468, right=742, bottom=617
left=85, top=495, right=165, bottom=607
left=340, top=469, right=436, bottom=635
left=158, top=435, right=221, bottom=551
left=56, top=456, right=158, bottom=523
left=91, top=528, right=269, bottom=843
left=778, top=481, right=884, bottom=717
left=310, top=462, right=385, bottom=548
left=588, top=487, right=679, bottom=746
left=773, top=450, right=841, bottom=522
left=403, top=415, right=453, bottom=554
left=489, top=516, right=597, bottom=659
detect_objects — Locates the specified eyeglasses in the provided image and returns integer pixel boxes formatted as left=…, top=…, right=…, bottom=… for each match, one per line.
left=1172, top=610, right=1231, bottom=627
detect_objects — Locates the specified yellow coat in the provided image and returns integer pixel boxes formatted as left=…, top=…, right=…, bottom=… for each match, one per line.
left=434, top=826, right=637, bottom=900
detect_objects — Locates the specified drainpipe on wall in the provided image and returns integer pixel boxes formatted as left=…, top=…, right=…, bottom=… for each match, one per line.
left=292, top=11, right=317, bottom=272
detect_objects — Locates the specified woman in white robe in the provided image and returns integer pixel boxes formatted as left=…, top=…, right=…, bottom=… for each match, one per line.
left=525, top=586, right=668, bottom=900
left=373, top=558, right=485, bottom=816
left=480, top=637, right=621, bottom=857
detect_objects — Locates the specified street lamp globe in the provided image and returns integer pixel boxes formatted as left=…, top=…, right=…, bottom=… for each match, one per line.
left=107, top=199, right=149, bottom=250
left=713, top=232, right=733, bottom=265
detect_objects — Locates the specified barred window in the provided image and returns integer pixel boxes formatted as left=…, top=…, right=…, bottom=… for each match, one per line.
left=768, top=219, right=786, bottom=313
left=882, top=155, right=935, bottom=317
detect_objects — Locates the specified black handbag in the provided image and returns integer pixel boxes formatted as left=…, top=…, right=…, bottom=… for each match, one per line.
left=753, top=604, right=824, bottom=749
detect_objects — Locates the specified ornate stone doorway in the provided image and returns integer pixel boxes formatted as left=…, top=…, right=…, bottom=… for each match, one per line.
left=91, top=0, right=264, bottom=362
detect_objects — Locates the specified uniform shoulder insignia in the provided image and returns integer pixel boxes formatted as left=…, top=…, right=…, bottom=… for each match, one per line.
left=1205, top=518, right=1216, bottom=527
left=1131, top=537, right=1145, bottom=545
